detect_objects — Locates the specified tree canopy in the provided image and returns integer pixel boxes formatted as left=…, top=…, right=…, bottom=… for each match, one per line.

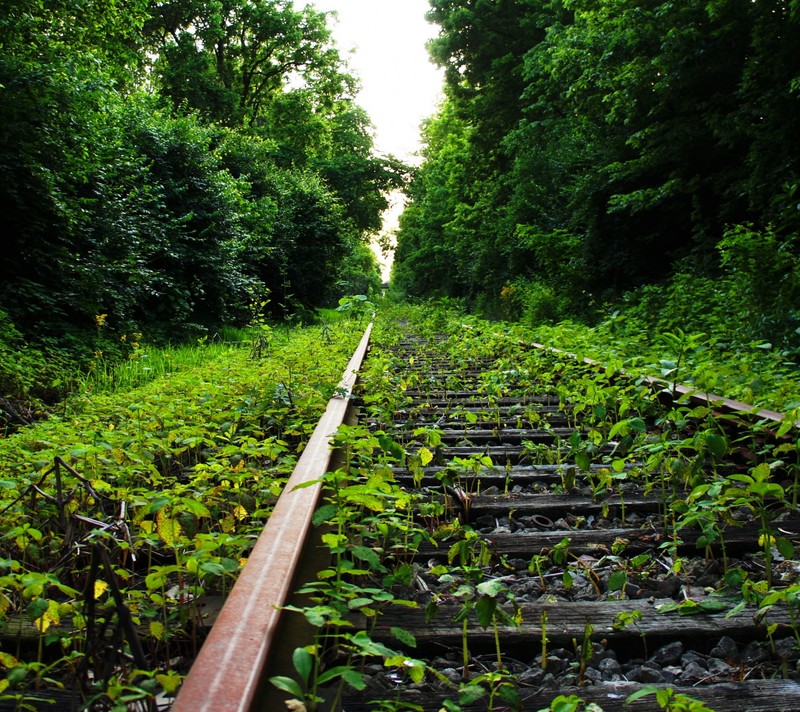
left=393, top=0, right=800, bottom=345
left=0, top=0, right=400, bottom=352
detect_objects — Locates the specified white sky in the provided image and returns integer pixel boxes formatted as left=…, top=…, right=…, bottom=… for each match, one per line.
left=298, top=0, right=445, bottom=280
left=304, top=0, right=444, bottom=162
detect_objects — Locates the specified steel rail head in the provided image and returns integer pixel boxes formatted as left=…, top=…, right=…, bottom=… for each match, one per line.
left=172, top=323, right=373, bottom=712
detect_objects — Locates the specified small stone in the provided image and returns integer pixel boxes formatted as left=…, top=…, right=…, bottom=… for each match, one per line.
left=544, top=656, right=568, bottom=674
left=540, top=673, right=559, bottom=690
left=651, top=577, right=682, bottom=598
left=679, top=661, right=708, bottom=683
left=475, top=515, right=495, bottom=528
left=681, top=651, right=707, bottom=668
left=439, top=667, right=462, bottom=683
left=506, top=557, right=529, bottom=571
left=650, top=641, right=684, bottom=667
left=598, top=658, right=622, bottom=678
left=629, top=665, right=666, bottom=683
left=624, top=582, right=643, bottom=598
left=706, top=658, right=734, bottom=677
left=710, top=636, right=740, bottom=662
left=583, top=667, right=603, bottom=684
left=553, top=518, right=571, bottom=529
left=518, top=667, right=546, bottom=685
left=741, top=641, right=770, bottom=664
left=775, top=638, right=800, bottom=660
left=482, top=486, right=501, bottom=495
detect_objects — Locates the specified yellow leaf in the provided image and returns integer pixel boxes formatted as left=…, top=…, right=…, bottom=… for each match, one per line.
left=35, top=599, right=61, bottom=633
left=156, top=670, right=183, bottom=695
left=232, top=504, right=248, bottom=521
left=150, top=620, right=165, bottom=640
left=419, top=447, right=433, bottom=467
left=0, top=651, right=19, bottom=668
left=156, top=509, right=181, bottom=546
left=94, top=580, right=109, bottom=599
left=238, top=557, right=248, bottom=568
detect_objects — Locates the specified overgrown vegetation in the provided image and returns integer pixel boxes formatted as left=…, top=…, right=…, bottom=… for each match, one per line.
left=393, top=0, right=799, bottom=360
left=0, top=316, right=363, bottom=708
left=1, top=0, right=397, bottom=377
left=269, top=304, right=800, bottom=711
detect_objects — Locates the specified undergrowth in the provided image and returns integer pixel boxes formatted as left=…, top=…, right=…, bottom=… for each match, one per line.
left=0, top=317, right=363, bottom=709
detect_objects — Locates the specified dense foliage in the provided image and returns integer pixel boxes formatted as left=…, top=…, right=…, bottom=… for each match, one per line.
left=0, top=317, right=363, bottom=707
left=393, top=0, right=800, bottom=354
left=270, top=303, right=800, bottom=710
left=0, top=0, right=399, bottom=374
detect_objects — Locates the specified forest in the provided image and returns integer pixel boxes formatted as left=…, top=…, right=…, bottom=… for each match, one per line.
left=3, top=0, right=800, bottom=416
left=393, top=0, right=800, bottom=376
left=2, top=1, right=800, bottom=708
left=1, top=0, right=402, bottom=412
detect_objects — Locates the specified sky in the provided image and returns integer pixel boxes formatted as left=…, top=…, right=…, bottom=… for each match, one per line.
left=304, top=0, right=444, bottom=162
left=301, top=0, right=445, bottom=280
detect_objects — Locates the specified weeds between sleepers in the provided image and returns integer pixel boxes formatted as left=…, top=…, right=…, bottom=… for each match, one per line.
left=271, top=306, right=800, bottom=711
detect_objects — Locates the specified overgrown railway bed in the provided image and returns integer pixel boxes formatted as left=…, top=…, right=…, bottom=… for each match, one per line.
left=177, top=321, right=800, bottom=711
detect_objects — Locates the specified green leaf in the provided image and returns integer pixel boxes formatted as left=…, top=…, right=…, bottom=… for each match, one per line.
left=292, top=647, right=313, bottom=685
left=704, top=433, right=728, bottom=458
left=626, top=686, right=658, bottom=703
left=475, top=595, right=497, bottom=629
left=627, top=417, right=646, bottom=432
left=341, top=668, right=366, bottom=690
left=458, top=683, right=486, bottom=704
left=697, top=599, right=729, bottom=614
left=312, top=503, right=339, bottom=526
left=181, top=499, right=211, bottom=518
left=198, top=561, right=226, bottom=576
left=390, top=626, right=417, bottom=648
left=476, top=578, right=505, bottom=597
left=269, top=675, right=303, bottom=697
left=350, top=545, right=383, bottom=570
left=608, top=570, right=627, bottom=592
left=317, top=664, right=356, bottom=685
left=347, top=597, right=375, bottom=610
left=27, top=597, right=48, bottom=621
left=777, top=537, right=795, bottom=559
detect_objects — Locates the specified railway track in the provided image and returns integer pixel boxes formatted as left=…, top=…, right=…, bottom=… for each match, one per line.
left=175, top=319, right=800, bottom=711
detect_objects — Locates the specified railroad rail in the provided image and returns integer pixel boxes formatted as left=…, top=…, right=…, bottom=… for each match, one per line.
left=176, top=321, right=800, bottom=711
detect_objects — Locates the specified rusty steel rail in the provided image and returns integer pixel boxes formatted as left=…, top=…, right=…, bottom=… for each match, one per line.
left=172, top=323, right=372, bottom=712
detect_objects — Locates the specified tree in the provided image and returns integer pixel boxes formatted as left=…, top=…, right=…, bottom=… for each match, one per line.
left=148, top=0, right=349, bottom=127
left=395, top=0, right=800, bottom=317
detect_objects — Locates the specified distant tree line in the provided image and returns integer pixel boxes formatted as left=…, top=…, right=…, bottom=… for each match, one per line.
left=0, top=0, right=403, bottom=356
left=393, top=0, right=799, bottom=346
